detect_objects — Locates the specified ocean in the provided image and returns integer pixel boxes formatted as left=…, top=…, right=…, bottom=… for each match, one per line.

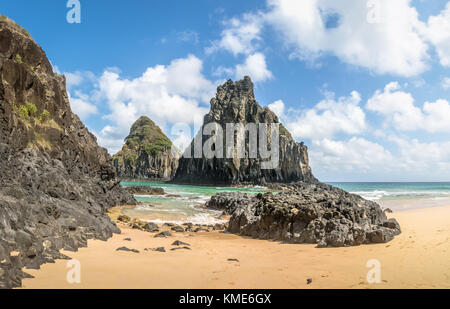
left=121, top=181, right=450, bottom=225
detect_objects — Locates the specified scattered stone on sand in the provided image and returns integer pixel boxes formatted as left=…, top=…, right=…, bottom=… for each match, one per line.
left=154, top=231, right=172, bottom=238
left=145, top=247, right=166, bottom=253
left=171, top=246, right=191, bottom=251
left=123, top=238, right=132, bottom=241
left=213, top=223, right=226, bottom=231
left=227, top=258, right=240, bottom=262
left=172, top=240, right=190, bottom=246
left=116, top=247, right=140, bottom=254
left=117, top=215, right=132, bottom=223
left=171, top=225, right=185, bottom=233
left=307, top=278, right=313, bottom=285
left=144, top=222, right=159, bottom=233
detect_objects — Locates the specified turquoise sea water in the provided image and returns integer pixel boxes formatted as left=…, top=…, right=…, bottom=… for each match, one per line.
left=121, top=181, right=268, bottom=225
left=121, top=181, right=450, bottom=224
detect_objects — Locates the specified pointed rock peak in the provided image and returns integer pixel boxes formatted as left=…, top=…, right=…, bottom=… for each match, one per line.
left=215, top=76, right=255, bottom=103
left=130, top=116, right=158, bottom=133
left=113, top=116, right=179, bottom=180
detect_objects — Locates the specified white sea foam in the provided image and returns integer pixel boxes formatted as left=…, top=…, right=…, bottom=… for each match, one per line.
left=351, top=190, right=450, bottom=201
left=145, top=213, right=227, bottom=226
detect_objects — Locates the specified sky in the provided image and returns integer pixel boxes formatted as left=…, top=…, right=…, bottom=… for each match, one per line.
left=1, top=0, right=449, bottom=182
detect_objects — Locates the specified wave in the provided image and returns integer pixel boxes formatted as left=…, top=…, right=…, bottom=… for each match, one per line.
left=351, top=190, right=450, bottom=201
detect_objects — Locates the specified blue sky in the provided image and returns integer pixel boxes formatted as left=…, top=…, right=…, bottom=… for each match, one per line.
left=1, top=0, right=449, bottom=182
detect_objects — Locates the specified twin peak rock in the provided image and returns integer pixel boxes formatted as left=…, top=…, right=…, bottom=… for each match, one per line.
left=113, top=76, right=316, bottom=185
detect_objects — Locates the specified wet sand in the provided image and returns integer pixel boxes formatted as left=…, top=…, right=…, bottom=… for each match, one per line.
left=19, top=205, right=450, bottom=289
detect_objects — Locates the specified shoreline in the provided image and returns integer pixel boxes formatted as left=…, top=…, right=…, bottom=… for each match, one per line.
left=18, top=204, right=450, bottom=289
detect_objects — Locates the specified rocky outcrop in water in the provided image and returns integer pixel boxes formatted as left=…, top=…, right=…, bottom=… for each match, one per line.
left=125, top=186, right=165, bottom=195
left=173, top=77, right=316, bottom=185
left=0, top=16, right=135, bottom=288
left=207, top=183, right=401, bottom=247
left=113, top=116, right=180, bottom=181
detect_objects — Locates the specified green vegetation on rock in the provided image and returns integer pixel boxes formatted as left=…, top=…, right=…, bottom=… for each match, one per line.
left=15, top=54, right=22, bottom=64
left=18, top=102, right=37, bottom=120
left=39, top=109, right=50, bottom=123
left=114, top=116, right=173, bottom=166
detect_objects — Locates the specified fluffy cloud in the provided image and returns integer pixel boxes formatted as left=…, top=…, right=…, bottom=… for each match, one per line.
left=206, top=13, right=264, bottom=56
left=211, top=0, right=450, bottom=77
left=235, top=53, right=273, bottom=82
left=267, top=100, right=285, bottom=119
left=68, top=92, right=98, bottom=120
left=67, top=55, right=216, bottom=154
left=422, top=2, right=450, bottom=67
left=367, top=82, right=450, bottom=132
left=309, top=137, right=394, bottom=178
left=272, top=90, right=366, bottom=140
left=64, top=71, right=98, bottom=120
left=264, top=0, right=429, bottom=76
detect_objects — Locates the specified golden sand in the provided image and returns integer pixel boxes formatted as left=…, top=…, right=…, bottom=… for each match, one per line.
left=19, top=205, right=450, bottom=289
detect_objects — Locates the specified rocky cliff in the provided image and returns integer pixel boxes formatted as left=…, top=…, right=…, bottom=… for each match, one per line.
left=0, top=16, right=135, bottom=288
left=173, top=77, right=316, bottom=185
left=113, top=116, right=180, bottom=180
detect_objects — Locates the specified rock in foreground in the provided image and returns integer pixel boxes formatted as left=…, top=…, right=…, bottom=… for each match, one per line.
left=209, top=183, right=401, bottom=247
left=0, top=16, right=135, bottom=288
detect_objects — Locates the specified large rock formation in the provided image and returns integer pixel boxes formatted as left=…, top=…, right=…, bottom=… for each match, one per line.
left=0, top=16, right=135, bottom=288
left=206, top=183, right=401, bottom=247
left=113, top=116, right=179, bottom=180
left=173, top=77, right=316, bottom=185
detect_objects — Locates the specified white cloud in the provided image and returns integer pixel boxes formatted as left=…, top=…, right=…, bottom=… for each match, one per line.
left=206, top=13, right=264, bottom=56
left=64, top=70, right=96, bottom=90
left=367, top=82, right=450, bottom=132
left=235, top=52, right=273, bottom=82
left=264, top=0, right=429, bottom=76
left=310, top=137, right=394, bottom=177
left=68, top=91, right=98, bottom=120
left=422, top=2, right=450, bottom=67
left=268, top=99, right=285, bottom=119
left=442, top=77, right=450, bottom=90
left=93, top=55, right=215, bottom=153
left=276, top=90, right=366, bottom=140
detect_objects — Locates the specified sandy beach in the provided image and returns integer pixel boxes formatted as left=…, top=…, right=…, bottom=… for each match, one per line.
left=19, top=205, right=450, bottom=289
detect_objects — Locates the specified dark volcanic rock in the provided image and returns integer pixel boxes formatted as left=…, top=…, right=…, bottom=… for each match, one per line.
left=125, top=186, right=165, bottom=195
left=173, top=77, right=317, bottom=185
left=116, top=247, right=140, bottom=254
left=113, top=116, right=180, bottom=180
left=154, top=231, right=172, bottom=238
left=172, top=240, right=190, bottom=246
left=171, top=225, right=185, bottom=233
left=0, top=16, right=136, bottom=288
left=205, top=192, right=254, bottom=215
left=143, top=222, right=159, bottom=233
left=214, top=182, right=401, bottom=247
